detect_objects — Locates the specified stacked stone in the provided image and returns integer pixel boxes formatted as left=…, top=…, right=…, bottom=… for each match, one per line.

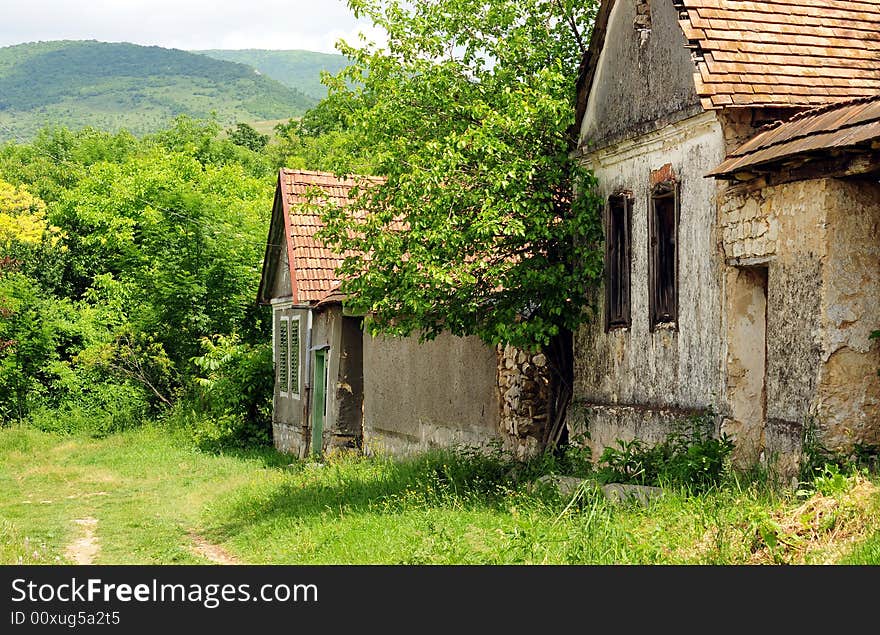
left=497, top=344, right=554, bottom=457
left=720, top=193, right=778, bottom=261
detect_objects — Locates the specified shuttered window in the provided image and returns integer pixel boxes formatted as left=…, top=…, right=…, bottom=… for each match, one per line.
left=649, top=181, right=679, bottom=329
left=278, top=319, right=289, bottom=394
left=289, top=316, right=300, bottom=397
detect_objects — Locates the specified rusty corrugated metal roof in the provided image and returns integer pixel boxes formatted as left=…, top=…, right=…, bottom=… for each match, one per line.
left=279, top=169, right=386, bottom=304
left=709, top=95, right=880, bottom=177
left=681, top=0, right=880, bottom=109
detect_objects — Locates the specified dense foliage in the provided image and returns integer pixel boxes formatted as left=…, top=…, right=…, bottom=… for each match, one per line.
left=0, top=1, right=609, bottom=455
left=0, top=118, right=280, bottom=444
left=0, top=41, right=316, bottom=142
left=313, top=0, right=604, bottom=350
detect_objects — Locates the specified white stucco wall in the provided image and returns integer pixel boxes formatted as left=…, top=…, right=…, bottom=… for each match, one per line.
left=571, top=111, right=728, bottom=456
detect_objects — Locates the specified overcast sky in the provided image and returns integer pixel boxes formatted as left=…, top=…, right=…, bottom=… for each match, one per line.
left=0, top=0, right=384, bottom=53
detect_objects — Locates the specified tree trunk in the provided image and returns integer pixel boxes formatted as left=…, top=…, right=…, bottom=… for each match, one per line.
left=541, top=327, right=574, bottom=453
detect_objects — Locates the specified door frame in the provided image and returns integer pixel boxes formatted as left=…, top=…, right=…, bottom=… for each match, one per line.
left=311, top=348, right=328, bottom=457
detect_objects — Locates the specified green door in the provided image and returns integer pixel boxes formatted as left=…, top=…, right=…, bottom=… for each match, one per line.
left=311, top=350, right=326, bottom=457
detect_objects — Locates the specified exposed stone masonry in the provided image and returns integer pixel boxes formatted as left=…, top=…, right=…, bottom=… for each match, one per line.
left=497, top=344, right=554, bottom=458
left=720, top=193, right=778, bottom=262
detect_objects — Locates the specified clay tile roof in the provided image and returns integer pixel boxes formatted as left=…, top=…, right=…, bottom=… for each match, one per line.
left=279, top=169, right=386, bottom=304
left=709, top=94, right=880, bottom=177
left=681, top=0, right=880, bottom=109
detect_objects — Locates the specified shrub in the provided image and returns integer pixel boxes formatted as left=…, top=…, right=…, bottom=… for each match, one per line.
left=28, top=381, right=150, bottom=436
left=187, top=334, right=273, bottom=449
left=596, top=410, right=733, bottom=490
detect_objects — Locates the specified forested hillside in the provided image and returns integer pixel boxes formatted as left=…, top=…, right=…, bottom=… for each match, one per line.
left=0, top=41, right=317, bottom=141
left=195, top=49, right=350, bottom=99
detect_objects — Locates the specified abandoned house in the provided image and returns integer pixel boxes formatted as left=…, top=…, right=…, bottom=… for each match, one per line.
left=570, top=0, right=880, bottom=474
left=258, top=169, right=552, bottom=457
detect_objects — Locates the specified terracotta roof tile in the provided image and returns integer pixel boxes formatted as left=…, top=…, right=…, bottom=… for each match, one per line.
left=279, top=169, right=386, bottom=304
left=681, top=0, right=880, bottom=109
left=709, top=95, right=880, bottom=177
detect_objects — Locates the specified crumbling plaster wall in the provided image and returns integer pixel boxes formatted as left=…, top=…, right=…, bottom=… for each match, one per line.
left=719, top=178, right=880, bottom=465
left=817, top=179, right=880, bottom=450
left=579, top=0, right=703, bottom=154
left=571, top=111, right=728, bottom=458
left=722, top=266, right=767, bottom=466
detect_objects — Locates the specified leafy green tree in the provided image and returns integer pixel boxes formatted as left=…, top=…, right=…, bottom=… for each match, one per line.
left=314, top=0, right=604, bottom=446
left=0, top=119, right=275, bottom=438
left=0, top=257, right=16, bottom=358
left=150, top=115, right=273, bottom=178
left=50, top=149, right=272, bottom=370
left=0, top=179, right=53, bottom=246
left=228, top=122, right=270, bottom=152
left=269, top=108, right=377, bottom=175
left=319, top=0, right=603, bottom=348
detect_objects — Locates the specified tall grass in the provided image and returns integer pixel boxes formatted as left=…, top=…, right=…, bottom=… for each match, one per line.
left=1, top=426, right=877, bottom=565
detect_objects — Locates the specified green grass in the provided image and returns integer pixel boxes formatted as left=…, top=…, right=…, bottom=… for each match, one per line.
left=1, top=426, right=878, bottom=565
left=842, top=530, right=880, bottom=564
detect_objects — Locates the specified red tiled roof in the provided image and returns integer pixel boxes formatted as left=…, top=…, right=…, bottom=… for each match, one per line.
left=709, top=94, right=880, bottom=177
left=681, top=0, right=880, bottom=109
left=278, top=169, right=385, bottom=304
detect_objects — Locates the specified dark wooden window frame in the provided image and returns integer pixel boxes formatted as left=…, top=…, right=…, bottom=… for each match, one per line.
left=605, top=191, right=633, bottom=331
left=648, top=180, right=680, bottom=331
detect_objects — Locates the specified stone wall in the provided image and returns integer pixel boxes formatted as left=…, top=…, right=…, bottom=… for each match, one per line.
left=497, top=344, right=554, bottom=459
left=719, top=193, right=778, bottom=264
left=718, top=177, right=880, bottom=474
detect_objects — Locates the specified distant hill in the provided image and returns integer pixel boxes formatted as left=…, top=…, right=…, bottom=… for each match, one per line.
left=0, top=41, right=318, bottom=142
left=194, top=49, right=350, bottom=100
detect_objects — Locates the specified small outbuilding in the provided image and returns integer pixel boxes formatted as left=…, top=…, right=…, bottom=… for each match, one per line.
left=258, top=169, right=538, bottom=458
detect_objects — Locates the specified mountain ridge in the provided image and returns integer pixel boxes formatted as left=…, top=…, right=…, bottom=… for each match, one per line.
left=193, top=49, right=349, bottom=100
left=0, top=40, right=326, bottom=142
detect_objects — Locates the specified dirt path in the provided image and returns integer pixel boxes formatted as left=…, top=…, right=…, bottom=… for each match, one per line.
left=64, top=517, right=100, bottom=565
left=187, top=532, right=241, bottom=565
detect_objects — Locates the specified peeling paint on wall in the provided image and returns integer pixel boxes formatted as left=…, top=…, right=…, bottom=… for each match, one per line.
left=572, top=110, right=726, bottom=459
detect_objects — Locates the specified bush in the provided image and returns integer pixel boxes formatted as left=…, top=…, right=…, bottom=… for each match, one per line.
left=28, top=381, right=150, bottom=436
left=186, top=334, right=273, bottom=449
left=596, top=411, right=734, bottom=490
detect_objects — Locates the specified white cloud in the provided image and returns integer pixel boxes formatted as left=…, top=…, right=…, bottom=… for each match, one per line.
left=0, top=0, right=385, bottom=53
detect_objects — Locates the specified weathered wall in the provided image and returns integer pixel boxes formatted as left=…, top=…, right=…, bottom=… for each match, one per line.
left=362, top=332, right=501, bottom=455
left=718, top=177, right=880, bottom=471
left=571, top=111, right=727, bottom=458
left=722, top=266, right=767, bottom=466
left=335, top=316, right=365, bottom=447
left=816, top=179, right=880, bottom=450
left=720, top=180, right=829, bottom=474
left=269, top=241, right=293, bottom=301
left=579, top=0, right=702, bottom=153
